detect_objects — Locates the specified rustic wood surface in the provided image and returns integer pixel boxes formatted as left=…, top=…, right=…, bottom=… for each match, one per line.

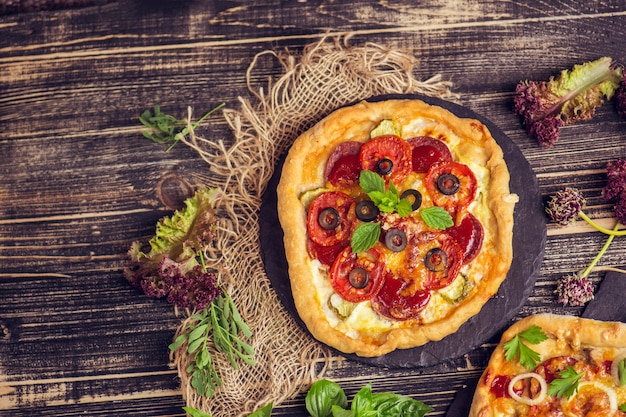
left=1, top=1, right=626, bottom=416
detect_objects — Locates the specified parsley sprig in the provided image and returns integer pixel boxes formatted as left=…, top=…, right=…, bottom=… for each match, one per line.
left=139, top=103, right=225, bottom=151
left=547, top=365, right=582, bottom=398
left=351, top=170, right=453, bottom=253
left=503, top=324, right=548, bottom=369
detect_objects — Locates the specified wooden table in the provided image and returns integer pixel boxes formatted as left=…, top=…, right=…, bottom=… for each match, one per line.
left=2, top=1, right=625, bottom=416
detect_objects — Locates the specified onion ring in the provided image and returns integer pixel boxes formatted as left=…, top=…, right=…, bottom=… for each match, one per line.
left=564, top=381, right=618, bottom=415
left=508, top=372, right=547, bottom=406
left=610, top=351, right=626, bottom=387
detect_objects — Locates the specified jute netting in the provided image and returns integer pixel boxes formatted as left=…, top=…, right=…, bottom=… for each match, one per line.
left=172, top=36, right=456, bottom=416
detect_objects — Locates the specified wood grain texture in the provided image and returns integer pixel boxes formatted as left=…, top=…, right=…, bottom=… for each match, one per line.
left=1, top=0, right=626, bottom=415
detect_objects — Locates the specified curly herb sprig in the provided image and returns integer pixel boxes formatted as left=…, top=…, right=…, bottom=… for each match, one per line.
left=139, top=103, right=225, bottom=151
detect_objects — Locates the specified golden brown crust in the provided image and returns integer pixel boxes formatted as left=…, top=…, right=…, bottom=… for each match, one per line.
left=277, top=99, right=517, bottom=357
left=469, top=314, right=626, bottom=417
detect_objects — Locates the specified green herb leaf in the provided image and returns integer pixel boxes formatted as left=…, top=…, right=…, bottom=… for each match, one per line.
left=351, top=222, right=381, bottom=253
left=619, top=403, right=626, bottom=412
left=395, top=199, right=413, bottom=217
left=305, top=380, right=348, bottom=417
left=419, top=206, right=454, bottom=230
left=548, top=365, right=582, bottom=398
left=619, top=358, right=626, bottom=387
left=247, top=402, right=273, bottom=417
left=503, top=324, right=548, bottom=369
left=139, top=103, right=225, bottom=151
left=360, top=170, right=386, bottom=194
left=371, top=392, right=433, bottom=417
left=183, top=406, right=213, bottom=417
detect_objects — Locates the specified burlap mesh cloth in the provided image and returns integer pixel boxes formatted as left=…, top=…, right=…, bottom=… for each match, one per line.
left=172, top=36, right=456, bottom=416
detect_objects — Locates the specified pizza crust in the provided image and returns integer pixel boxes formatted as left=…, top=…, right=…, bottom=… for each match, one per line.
left=469, top=314, right=626, bottom=417
left=277, top=99, right=517, bottom=357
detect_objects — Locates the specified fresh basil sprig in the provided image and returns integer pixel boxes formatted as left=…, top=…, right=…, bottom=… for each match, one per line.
left=359, top=170, right=412, bottom=216
left=305, top=379, right=432, bottom=417
left=351, top=170, right=453, bottom=253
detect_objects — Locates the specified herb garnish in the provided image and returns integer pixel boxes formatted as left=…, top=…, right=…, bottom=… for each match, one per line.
left=169, top=289, right=256, bottom=398
left=350, top=170, right=453, bottom=253
left=359, top=170, right=412, bottom=216
left=547, top=365, right=582, bottom=399
left=503, top=324, right=548, bottom=369
left=420, top=206, right=454, bottom=230
left=139, top=103, right=225, bottom=151
left=620, top=403, right=626, bottom=412
left=619, top=357, right=626, bottom=386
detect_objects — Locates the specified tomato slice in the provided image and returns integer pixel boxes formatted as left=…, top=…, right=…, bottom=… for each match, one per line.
left=359, top=135, right=412, bottom=184
left=330, top=247, right=385, bottom=302
left=425, top=161, right=477, bottom=217
left=446, top=213, right=484, bottom=264
left=403, top=232, right=464, bottom=290
left=325, top=141, right=363, bottom=186
left=307, top=191, right=356, bottom=247
left=371, top=274, right=431, bottom=320
left=407, top=136, right=452, bottom=173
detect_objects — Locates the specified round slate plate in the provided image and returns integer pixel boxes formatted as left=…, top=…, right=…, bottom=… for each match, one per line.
left=259, top=94, right=546, bottom=368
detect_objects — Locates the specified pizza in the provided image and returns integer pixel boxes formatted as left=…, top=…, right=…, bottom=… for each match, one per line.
left=276, top=98, right=518, bottom=357
left=470, top=314, right=626, bottom=417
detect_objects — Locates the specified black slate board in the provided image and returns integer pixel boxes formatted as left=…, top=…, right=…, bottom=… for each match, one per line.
left=259, top=94, right=547, bottom=368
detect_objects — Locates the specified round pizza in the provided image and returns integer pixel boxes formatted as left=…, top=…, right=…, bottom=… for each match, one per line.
left=276, top=98, right=518, bottom=357
left=470, top=314, right=626, bottom=417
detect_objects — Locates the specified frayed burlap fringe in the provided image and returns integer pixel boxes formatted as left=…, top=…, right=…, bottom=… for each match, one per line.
left=172, top=35, right=456, bottom=416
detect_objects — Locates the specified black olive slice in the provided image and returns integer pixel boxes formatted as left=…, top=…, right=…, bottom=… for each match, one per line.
left=424, top=247, right=448, bottom=272
left=400, top=189, right=422, bottom=211
left=437, top=173, right=461, bottom=195
left=376, top=158, right=394, bottom=175
left=355, top=200, right=379, bottom=222
left=385, top=228, right=407, bottom=252
left=318, top=207, right=340, bottom=230
left=348, top=267, right=369, bottom=289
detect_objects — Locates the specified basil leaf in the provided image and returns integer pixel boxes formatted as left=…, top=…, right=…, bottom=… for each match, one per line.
left=359, top=170, right=385, bottom=194
left=371, top=392, right=433, bottom=417
left=368, top=190, right=386, bottom=207
left=396, top=199, right=412, bottom=217
left=331, top=406, right=353, bottom=417
left=351, top=222, right=381, bottom=253
left=420, top=207, right=453, bottom=229
left=247, top=403, right=273, bottom=417
left=306, top=380, right=348, bottom=417
left=351, top=385, right=375, bottom=416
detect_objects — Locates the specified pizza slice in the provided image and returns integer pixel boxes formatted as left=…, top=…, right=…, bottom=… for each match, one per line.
left=470, top=314, right=626, bottom=417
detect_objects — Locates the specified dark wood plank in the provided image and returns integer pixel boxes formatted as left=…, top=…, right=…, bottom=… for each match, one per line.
left=2, top=0, right=626, bottom=415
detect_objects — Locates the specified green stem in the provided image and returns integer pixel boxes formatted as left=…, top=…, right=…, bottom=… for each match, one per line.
left=580, top=223, right=621, bottom=277
left=578, top=212, right=626, bottom=236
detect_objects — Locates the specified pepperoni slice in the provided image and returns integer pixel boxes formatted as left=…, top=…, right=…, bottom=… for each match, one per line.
left=407, top=136, right=453, bottom=173
left=325, top=141, right=363, bottom=186
left=307, top=191, right=356, bottom=247
left=425, top=161, right=477, bottom=217
left=330, top=247, right=385, bottom=302
left=446, top=213, right=484, bottom=264
left=404, top=232, right=464, bottom=290
left=371, top=274, right=431, bottom=320
left=307, top=239, right=348, bottom=266
left=359, top=135, right=412, bottom=184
